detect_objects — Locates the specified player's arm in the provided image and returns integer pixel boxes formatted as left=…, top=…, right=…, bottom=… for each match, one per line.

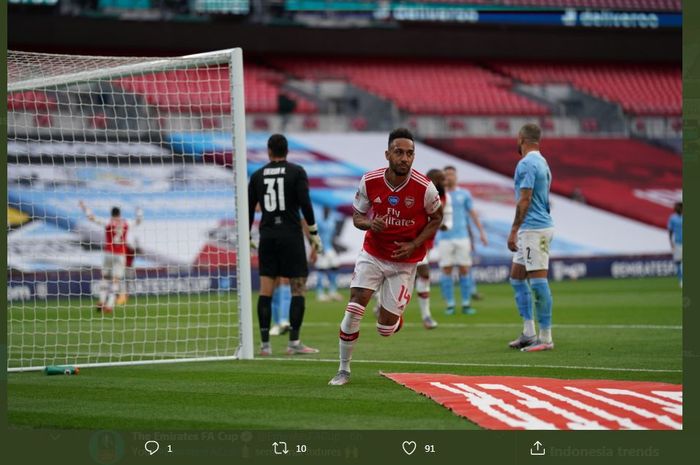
left=78, top=200, right=105, bottom=226
left=301, top=218, right=319, bottom=264
left=134, top=207, right=144, bottom=227
left=392, top=182, right=443, bottom=259
left=392, top=206, right=443, bottom=260
left=247, top=174, right=258, bottom=232
left=469, top=209, right=488, bottom=246
left=440, top=194, right=453, bottom=231
left=296, top=168, right=323, bottom=253
left=667, top=217, right=674, bottom=249
left=507, top=188, right=533, bottom=252
left=352, top=176, right=387, bottom=232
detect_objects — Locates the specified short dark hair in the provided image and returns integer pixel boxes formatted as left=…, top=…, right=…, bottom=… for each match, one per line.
left=426, top=168, right=442, bottom=180
left=267, top=134, right=289, bottom=157
left=111, top=207, right=121, bottom=217
left=388, top=128, right=414, bottom=148
left=519, top=123, right=542, bottom=144
left=443, top=165, right=456, bottom=172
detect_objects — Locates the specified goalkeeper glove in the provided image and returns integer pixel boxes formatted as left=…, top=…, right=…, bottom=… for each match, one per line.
left=307, top=223, right=324, bottom=254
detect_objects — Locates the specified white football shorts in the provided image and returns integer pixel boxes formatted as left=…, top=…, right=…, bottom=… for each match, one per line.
left=350, top=249, right=418, bottom=316
left=438, top=238, right=473, bottom=268
left=316, top=248, right=340, bottom=270
left=673, top=244, right=683, bottom=262
left=512, top=228, right=554, bottom=271
left=103, top=253, right=126, bottom=279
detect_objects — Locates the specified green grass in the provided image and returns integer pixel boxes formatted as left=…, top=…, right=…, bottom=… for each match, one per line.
left=7, top=277, right=682, bottom=430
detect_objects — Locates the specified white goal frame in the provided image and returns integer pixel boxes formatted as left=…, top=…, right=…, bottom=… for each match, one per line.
left=7, top=48, right=254, bottom=371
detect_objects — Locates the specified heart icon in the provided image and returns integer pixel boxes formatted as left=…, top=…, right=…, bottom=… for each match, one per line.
left=402, top=441, right=417, bottom=456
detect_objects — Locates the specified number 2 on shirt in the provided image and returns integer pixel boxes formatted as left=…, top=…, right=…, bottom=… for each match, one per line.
left=263, top=178, right=286, bottom=212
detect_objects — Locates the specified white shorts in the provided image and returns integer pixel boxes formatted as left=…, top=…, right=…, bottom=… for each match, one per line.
left=512, top=228, right=554, bottom=271
left=103, top=253, right=126, bottom=279
left=350, top=249, right=418, bottom=316
left=316, top=249, right=340, bottom=270
left=438, top=238, right=472, bottom=268
left=673, top=244, right=683, bottom=262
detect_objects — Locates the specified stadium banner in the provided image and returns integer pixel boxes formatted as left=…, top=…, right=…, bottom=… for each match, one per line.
left=7, top=253, right=675, bottom=302
left=7, top=268, right=244, bottom=303
left=382, top=373, right=682, bottom=430
left=8, top=132, right=673, bottom=281
left=284, top=1, right=681, bottom=29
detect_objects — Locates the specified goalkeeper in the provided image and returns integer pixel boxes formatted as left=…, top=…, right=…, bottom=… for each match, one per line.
left=248, top=134, right=323, bottom=356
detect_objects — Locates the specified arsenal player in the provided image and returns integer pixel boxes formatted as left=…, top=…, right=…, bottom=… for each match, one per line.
left=329, top=128, right=443, bottom=386
left=79, top=201, right=142, bottom=313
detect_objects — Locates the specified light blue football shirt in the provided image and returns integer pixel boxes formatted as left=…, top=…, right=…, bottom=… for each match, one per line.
left=437, top=188, right=473, bottom=240
left=667, top=213, right=682, bottom=244
left=514, top=150, right=553, bottom=230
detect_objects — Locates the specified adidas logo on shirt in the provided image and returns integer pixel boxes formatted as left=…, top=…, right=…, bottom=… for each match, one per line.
left=373, top=197, right=382, bottom=204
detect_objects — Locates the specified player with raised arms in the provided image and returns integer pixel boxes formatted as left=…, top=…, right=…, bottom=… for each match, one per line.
left=79, top=201, right=143, bottom=313
left=329, top=128, right=443, bottom=386
left=248, top=134, right=323, bottom=356
left=507, top=123, right=555, bottom=352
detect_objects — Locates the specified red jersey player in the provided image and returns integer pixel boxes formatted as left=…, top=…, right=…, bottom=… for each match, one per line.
left=79, top=201, right=142, bottom=313
left=329, top=128, right=443, bottom=386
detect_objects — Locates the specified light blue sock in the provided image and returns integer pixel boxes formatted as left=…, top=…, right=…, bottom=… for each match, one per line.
left=440, top=273, right=455, bottom=308
left=510, top=278, right=533, bottom=321
left=316, top=272, right=326, bottom=295
left=279, top=284, right=291, bottom=324
left=328, top=270, right=338, bottom=293
left=271, top=286, right=281, bottom=325
left=459, top=274, right=472, bottom=307
left=530, top=278, right=553, bottom=329
left=470, top=271, right=478, bottom=294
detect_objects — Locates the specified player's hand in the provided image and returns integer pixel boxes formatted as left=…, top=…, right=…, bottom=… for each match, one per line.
left=307, top=224, right=324, bottom=254
left=392, top=240, right=417, bottom=259
left=507, top=230, right=518, bottom=252
left=480, top=232, right=489, bottom=247
left=370, top=215, right=387, bottom=233
left=309, top=247, right=318, bottom=265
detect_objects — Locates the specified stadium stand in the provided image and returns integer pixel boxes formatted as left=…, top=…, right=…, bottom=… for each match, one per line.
left=118, top=64, right=316, bottom=114
left=273, top=58, right=549, bottom=115
left=8, top=63, right=317, bottom=126
left=492, top=62, right=681, bottom=116
left=425, top=137, right=681, bottom=228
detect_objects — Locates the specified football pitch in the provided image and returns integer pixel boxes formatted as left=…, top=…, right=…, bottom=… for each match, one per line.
left=7, top=277, right=682, bottom=430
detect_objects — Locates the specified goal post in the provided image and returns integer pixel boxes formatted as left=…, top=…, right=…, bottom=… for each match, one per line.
left=7, top=49, right=254, bottom=372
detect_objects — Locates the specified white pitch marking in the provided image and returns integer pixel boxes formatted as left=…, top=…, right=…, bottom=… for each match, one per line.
left=296, top=322, right=682, bottom=330
left=257, top=357, right=682, bottom=373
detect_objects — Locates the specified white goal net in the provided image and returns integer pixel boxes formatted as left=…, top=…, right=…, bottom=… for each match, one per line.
left=7, top=49, right=253, bottom=371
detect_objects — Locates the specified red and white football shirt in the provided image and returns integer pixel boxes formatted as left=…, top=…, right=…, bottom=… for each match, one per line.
left=105, top=218, right=129, bottom=255
left=353, top=168, right=440, bottom=263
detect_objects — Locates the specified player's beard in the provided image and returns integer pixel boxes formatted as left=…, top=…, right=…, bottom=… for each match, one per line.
left=389, top=160, right=411, bottom=177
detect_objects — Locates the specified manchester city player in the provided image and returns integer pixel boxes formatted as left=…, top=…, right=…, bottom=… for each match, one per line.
left=507, top=123, right=555, bottom=352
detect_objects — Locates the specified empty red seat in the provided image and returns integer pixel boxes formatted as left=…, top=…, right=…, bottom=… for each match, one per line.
left=273, top=58, right=549, bottom=116
left=493, top=61, right=680, bottom=116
